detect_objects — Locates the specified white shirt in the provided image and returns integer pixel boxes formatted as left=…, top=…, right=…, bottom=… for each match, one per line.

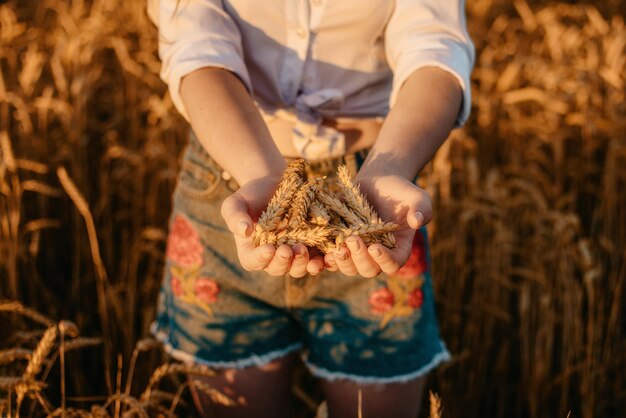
left=148, top=0, right=474, bottom=133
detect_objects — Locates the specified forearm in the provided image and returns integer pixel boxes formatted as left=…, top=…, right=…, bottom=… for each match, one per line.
left=358, top=67, right=462, bottom=180
left=180, top=67, right=285, bottom=184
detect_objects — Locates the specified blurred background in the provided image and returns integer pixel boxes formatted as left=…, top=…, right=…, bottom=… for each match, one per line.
left=1, top=0, right=624, bottom=416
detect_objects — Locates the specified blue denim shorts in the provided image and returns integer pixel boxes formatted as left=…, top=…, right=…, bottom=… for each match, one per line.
left=151, top=130, right=450, bottom=383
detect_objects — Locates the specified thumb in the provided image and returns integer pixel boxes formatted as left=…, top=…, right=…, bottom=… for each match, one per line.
left=221, top=193, right=254, bottom=238
left=406, top=191, right=433, bottom=229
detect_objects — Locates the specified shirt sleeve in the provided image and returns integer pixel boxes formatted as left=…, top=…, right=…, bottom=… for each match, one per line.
left=385, top=0, right=475, bottom=127
left=147, top=0, right=252, bottom=121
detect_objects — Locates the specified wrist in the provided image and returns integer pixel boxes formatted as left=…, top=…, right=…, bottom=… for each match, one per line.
left=357, top=158, right=416, bottom=182
left=237, top=161, right=286, bottom=185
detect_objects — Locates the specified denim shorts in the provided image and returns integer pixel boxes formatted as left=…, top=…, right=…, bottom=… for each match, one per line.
left=151, top=130, right=451, bottom=383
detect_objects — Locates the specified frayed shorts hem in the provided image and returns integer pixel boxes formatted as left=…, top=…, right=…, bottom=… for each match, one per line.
left=303, top=343, right=452, bottom=385
left=150, top=322, right=303, bottom=369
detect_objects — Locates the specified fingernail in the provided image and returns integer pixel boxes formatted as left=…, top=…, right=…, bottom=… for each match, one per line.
left=414, top=211, right=424, bottom=228
left=336, top=249, right=348, bottom=261
left=346, top=236, right=358, bottom=248
left=369, top=247, right=382, bottom=257
left=279, top=253, right=291, bottom=261
left=294, top=246, right=305, bottom=257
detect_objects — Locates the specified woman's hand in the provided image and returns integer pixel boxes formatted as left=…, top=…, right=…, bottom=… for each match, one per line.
left=324, top=174, right=432, bottom=277
left=221, top=175, right=325, bottom=277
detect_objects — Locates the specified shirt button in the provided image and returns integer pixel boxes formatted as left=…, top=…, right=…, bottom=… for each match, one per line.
left=296, top=28, right=307, bottom=38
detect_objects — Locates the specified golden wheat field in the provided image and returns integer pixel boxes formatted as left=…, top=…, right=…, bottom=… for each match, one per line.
left=1, top=0, right=625, bottom=417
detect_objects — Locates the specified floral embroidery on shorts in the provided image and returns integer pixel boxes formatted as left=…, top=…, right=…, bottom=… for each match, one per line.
left=369, top=231, right=427, bottom=328
left=369, top=276, right=425, bottom=328
left=368, top=287, right=395, bottom=315
left=166, top=214, right=220, bottom=316
left=193, top=277, right=220, bottom=304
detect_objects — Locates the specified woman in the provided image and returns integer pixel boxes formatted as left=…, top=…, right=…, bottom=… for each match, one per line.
left=148, top=0, right=474, bottom=416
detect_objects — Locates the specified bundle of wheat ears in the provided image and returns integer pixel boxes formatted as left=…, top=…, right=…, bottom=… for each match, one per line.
left=253, top=160, right=399, bottom=254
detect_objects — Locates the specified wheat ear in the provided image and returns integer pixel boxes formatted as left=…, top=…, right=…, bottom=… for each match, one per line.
left=333, top=222, right=398, bottom=246
left=261, top=226, right=331, bottom=247
left=337, top=165, right=379, bottom=223
left=255, top=160, right=306, bottom=243
left=24, top=325, right=57, bottom=380
left=336, top=165, right=396, bottom=246
left=287, top=177, right=324, bottom=228
left=316, top=188, right=362, bottom=226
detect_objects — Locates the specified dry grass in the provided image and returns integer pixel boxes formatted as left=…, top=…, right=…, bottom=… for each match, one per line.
left=1, top=0, right=625, bottom=417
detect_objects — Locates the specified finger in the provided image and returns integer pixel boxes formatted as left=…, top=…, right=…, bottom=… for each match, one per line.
left=334, top=246, right=358, bottom=276
left=235, top=235, right=275, bottom=271
left=221, top=193, right=253, bottom=238
left=324, top=253, right=339, bottom=272
left=307, top=257, right=324, bottom=276
left=406, top=192, right=433, bottom=230
left=264, top=245, right=293, bottom=276
left=288, top=244, right=309, bottom=278
left=367, top=244, right=401, bottom=275
left=306, top=247, right=325, bottom=275
left=345, top=236, right=381, bottom=278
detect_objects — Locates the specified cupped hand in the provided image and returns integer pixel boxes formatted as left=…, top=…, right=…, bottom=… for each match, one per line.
left=324, top=174, right=432, bottom=277
left=220, top=175, right=325, bottom=277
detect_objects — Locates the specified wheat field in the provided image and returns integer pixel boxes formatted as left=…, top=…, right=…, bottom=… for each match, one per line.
left=1, top=0, right=625, bottom=417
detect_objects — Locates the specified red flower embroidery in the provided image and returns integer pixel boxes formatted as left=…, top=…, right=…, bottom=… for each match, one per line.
left=166, top=215, right=203, bottom=268
left=393, top=232, right=427, bottom=279
left=171, top=275, right=184, bottom=297
left=407, top=288, right=424, bottom=309
left=193, top=277, right=220, bottom=304
left=369, top=287, right=394, bottom=315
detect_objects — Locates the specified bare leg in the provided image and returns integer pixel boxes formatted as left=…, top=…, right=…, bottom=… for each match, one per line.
left=321, top=376, right=426, bottom=418
left=189, top=353, right=298, bottom=418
